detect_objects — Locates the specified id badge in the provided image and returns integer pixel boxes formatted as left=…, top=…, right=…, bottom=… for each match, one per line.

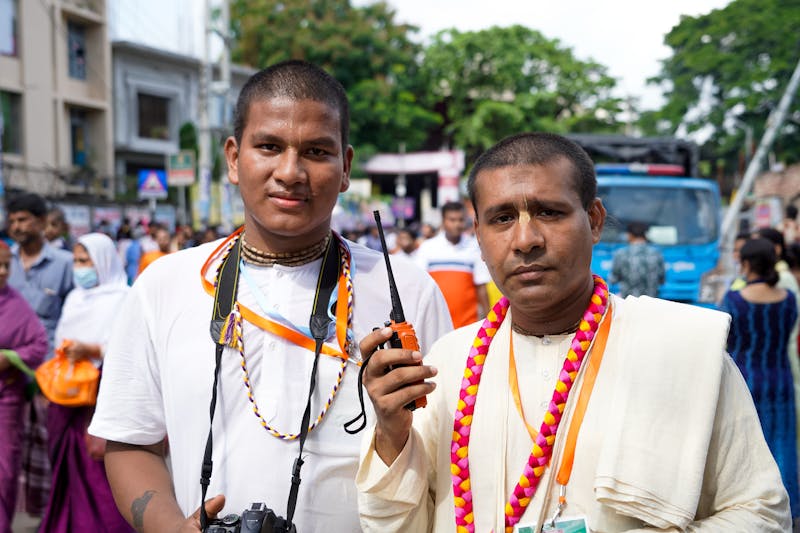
left=535, top=516, right=590, bottom=533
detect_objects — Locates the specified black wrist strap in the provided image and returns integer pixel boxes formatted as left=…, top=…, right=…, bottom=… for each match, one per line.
left=200, top=233, right=341, bottom=532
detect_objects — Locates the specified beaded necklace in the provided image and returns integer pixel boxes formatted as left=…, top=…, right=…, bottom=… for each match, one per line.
left=241, top=232, right=331, bottom=267
left=208, top=230, right=355, bottom=440
left=451, top=275, right=609, bottom=533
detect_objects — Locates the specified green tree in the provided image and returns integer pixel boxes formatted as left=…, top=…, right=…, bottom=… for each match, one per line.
left=419, top=25, right=623, bottom=159
left=648, top=0, right=800, bottom=169
left=229, top=0, right=439, bottom=155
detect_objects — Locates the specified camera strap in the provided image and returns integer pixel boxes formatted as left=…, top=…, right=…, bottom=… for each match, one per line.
left=286, top=234, right=341, bottom=526
left=201, top=236, right=242, bottom=530
left=201, top=233, right=341, bottom=531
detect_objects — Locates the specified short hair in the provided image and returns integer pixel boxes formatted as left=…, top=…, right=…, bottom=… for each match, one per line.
left=47, top=206, right=66, bottom=224
left=627, top=221, right=649, bottom=239
left=740, top=238, right=779, bottom=286
left=233, top=60, right=350, bottom=148
left=397, top=227, right=417, bottom=240
left=7, top=193, right=48, bottom=218
left=786, top=204, right=798, bottom=220
left=467, top=132, right=596, bottom=212
left=441, top=201, right=464, bottom=216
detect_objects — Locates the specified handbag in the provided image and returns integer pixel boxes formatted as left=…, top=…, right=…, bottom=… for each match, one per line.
left=35, top=340, right=100, bottom=407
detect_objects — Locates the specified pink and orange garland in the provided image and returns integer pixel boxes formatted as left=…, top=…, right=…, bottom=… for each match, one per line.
left=451, top=275, right=609, bottom=533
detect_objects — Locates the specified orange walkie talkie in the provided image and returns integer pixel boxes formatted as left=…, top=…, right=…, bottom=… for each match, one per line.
left=374, top=210, right=427, bottom=411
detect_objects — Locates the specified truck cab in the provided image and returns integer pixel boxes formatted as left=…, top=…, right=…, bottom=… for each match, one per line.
left=591, top=165, right=721, bottom=306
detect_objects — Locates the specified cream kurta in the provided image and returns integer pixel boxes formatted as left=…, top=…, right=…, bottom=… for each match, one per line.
left=357, top=295, right=790, bottom=532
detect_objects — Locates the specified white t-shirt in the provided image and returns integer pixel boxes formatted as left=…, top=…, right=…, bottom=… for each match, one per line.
left=89, top=237, right=452, bottom=533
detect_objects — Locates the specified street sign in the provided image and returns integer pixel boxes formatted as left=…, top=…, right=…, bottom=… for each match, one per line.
left=137, top=169, right=168, bottom=200
left=167, top=150, right=196, bottom=186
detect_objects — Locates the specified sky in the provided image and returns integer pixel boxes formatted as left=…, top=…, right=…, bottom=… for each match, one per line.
left=354, top=0, right=731, bottom=110
left=109, top=0, right=731, bottom=111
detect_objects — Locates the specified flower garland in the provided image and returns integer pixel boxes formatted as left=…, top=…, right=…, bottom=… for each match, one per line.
left=451, top=275, right=609, bottom=533
left=213, top=231, right=355, bottom=440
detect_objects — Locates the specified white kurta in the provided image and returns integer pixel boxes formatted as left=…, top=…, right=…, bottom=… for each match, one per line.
left=357, top=295, right=791, bottom=532
left=89, top=237, right=453, bottom=533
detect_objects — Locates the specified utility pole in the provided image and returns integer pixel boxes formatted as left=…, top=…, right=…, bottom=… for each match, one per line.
left=197, top=0, right=213, bottom=227
left=715, top=56, right=800, bottom=286
left=213, top=0, right=233, bottom=233
left=720, top=56, right=800, bottom=243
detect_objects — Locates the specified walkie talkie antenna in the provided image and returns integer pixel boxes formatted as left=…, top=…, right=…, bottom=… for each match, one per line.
left=374, top=210, right=405, bottom=323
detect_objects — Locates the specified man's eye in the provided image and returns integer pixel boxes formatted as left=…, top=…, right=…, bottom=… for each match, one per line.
left=258, top=143, right=280, bottom=151
left=307, top=147, right=328, bottom=156
left=491, top=214, right=515, bottom=224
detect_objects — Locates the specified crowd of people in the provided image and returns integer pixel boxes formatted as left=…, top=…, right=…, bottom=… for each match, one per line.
left=0, top=59, right=797, bottom=533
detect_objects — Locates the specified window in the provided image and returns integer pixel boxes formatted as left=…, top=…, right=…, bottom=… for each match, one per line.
left=137, top=93, right=170, bottom=140
left=0, top=91, right=21, bottom=154
left=70, top=108, right=88, bottom=166
left=67, top=22, right=86, bottom=80
left=598, top=186, right=719, bottom=245
left=0, top=0, right=16, bottom=56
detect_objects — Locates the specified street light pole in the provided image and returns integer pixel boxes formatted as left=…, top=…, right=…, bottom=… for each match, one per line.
left=197, top=0, right=213, bottom=227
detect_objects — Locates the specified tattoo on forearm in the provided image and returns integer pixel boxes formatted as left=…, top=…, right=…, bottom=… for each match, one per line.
left=131, top=490, right=156, bottom=532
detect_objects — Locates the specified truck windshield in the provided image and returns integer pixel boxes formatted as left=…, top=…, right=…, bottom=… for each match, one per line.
left=598, top=186, right=718, bottom=245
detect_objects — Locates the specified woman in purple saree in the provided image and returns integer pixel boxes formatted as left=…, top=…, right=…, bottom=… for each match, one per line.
left=39, top=233, right=132, bottom=532
left=0, top=241, right=48, bottom=533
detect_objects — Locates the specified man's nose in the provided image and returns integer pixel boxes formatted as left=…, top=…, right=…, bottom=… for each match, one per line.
left=512, top=216, right=544, bottom=253
left=272, top=150, right=305, bottom=184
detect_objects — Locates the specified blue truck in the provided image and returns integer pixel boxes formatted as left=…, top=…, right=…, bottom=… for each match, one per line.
left=569, top=135, right=722, bottom=307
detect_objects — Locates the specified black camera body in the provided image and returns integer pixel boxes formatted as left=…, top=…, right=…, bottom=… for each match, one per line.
left=205, top=503, right=296, bottom=533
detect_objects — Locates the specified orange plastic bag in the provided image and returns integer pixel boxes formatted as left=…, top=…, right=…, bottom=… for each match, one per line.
left=35, top=340, right=100, bottom=407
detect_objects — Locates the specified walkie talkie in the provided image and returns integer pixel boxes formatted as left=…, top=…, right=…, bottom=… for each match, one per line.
left=374, top=210, right=427, bottom=411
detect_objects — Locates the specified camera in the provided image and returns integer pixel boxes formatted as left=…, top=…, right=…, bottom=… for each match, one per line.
left=205, top=503, right=297, bottom=533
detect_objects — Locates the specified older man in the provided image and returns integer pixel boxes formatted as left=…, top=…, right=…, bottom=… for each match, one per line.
left=357, top=133, right=789, bottom=532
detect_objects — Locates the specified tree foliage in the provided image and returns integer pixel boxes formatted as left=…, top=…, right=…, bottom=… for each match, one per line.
left=229, top=0, right=439, bottom=156
left=419, top=26, right=624, bottom=159
left=648, top=0, right=800, bottom=167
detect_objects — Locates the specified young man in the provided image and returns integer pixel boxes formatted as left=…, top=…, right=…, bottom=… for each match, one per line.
left=88, top=61, right=451, bottom=533
left=415, top=201, right=490, bottom=327
left=608, top=221, right=665, bottom=297
left=357, top=133, right=789, bottom=532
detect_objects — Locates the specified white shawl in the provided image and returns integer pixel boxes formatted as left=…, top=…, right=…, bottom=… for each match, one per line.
left=594, top=296, right=732, bottom=529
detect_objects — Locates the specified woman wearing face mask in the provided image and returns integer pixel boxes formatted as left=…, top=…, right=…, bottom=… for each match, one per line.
left=39, top=233, right=133, bottom=532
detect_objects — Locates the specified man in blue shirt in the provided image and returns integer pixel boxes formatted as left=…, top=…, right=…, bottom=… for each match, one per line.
left=6, top=193, right=74, bottom=352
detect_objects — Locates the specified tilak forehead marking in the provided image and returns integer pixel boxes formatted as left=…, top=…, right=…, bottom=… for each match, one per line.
left=518, top=183, right=530, bottom=224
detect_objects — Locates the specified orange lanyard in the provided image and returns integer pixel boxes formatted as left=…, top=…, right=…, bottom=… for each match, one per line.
left=508, top=302, right=613, bottom=487
left=200, top=230, right=350, bottom=360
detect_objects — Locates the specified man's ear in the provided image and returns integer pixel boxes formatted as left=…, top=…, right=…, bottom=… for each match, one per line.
left=589, top=198, right=606, bottom=244
left=340, top=145, right=354, bottom=193
left=224, top=136, right=239, bottom=185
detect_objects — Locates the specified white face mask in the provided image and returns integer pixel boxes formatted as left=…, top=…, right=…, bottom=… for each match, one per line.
left=73, top=266, right=99, bottom=289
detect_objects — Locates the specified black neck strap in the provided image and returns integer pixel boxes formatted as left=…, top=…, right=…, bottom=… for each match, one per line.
left=200, top=233, right=341, bottom=531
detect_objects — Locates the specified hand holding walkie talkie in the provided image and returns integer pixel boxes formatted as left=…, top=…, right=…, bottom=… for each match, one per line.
left=373, top=211, right=426, bottom=411
left=343, top=211, right=434, bottom=437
